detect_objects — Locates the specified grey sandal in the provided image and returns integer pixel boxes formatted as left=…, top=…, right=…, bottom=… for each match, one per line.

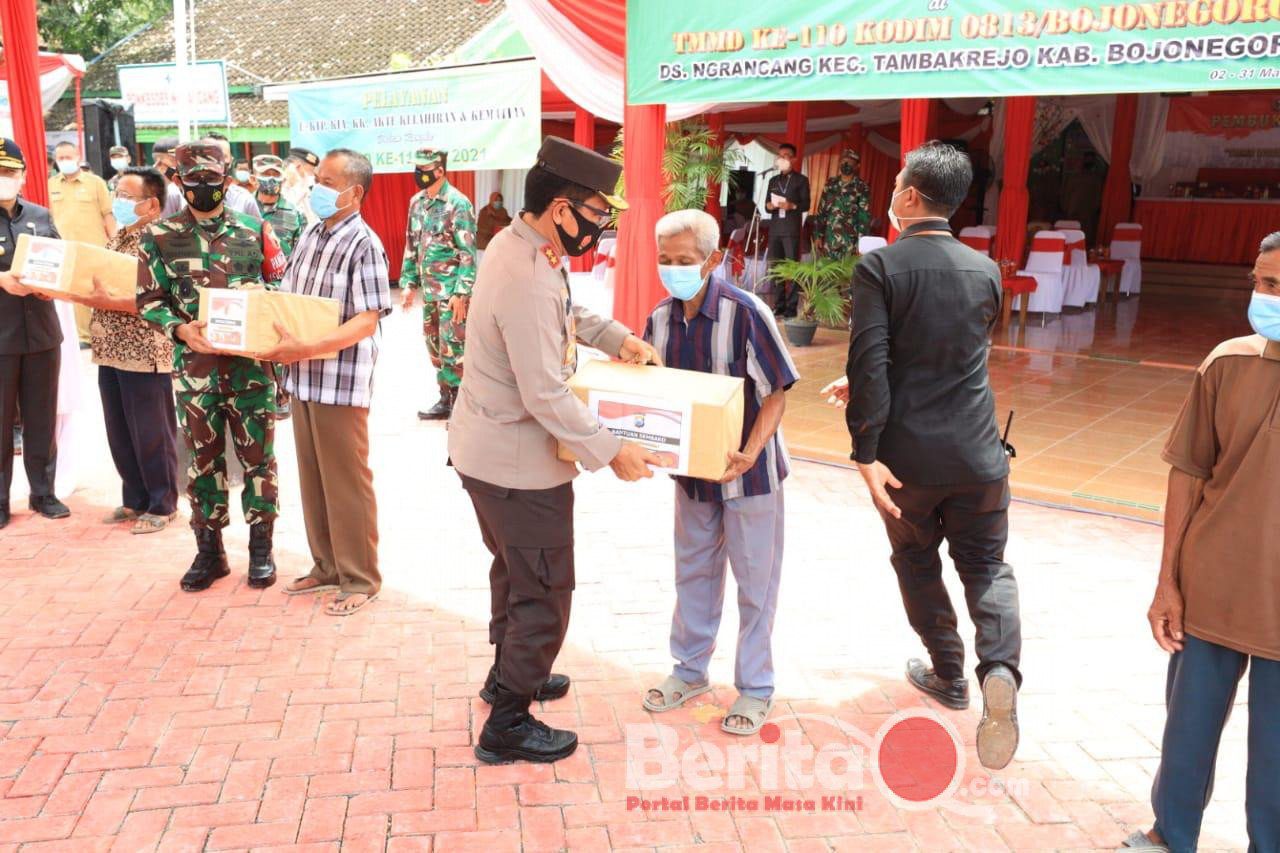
left=131, top=512, right=176, bottom=535
left=103, top=506, right=139, bottom=524
left=721, top=694, right=774, bottom=736
left=642, top=675, right=711, bottom=712
left=282, top=577, right=340, bottom=596
left=1119, top=831, right=1169, bottom=852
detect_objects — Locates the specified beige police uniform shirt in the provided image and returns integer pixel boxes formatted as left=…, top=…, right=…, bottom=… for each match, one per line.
left=47, top=172, right=112, bottom=247
left=448, top=215, right=629, bottom=489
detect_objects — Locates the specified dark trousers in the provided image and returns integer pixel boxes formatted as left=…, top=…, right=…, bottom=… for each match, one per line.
left=98, top=366, right=180, bottom=517
left=1151, top=635, right=1280, bottom=853
left=460, top=473, right=575, bottom=697
left=767, top=234, right=801, bottom=315
left=0, top=348, right=59, bottom=502
left=879, top=477, right=1022, bottom=685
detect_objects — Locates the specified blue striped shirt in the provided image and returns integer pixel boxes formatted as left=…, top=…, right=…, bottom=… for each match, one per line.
left=644, top=272, right=800, bottom=502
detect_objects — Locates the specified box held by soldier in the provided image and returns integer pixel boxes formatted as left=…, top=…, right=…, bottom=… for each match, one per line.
left=11, top=233, right=137, bottom=301
left=197, top=287, right=342, bottom=360
left=558, top=358, right=744, bottom=480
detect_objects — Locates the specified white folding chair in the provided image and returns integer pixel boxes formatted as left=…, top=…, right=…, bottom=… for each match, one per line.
left=1110, top=223, right=1143, bottom=295
left=1017, top=231, right=1067, bottom=318
left=1059, top=229, right=1100, bottom=308
left=858, top=235, right=887, bottom=254
left=958, top=226, right=993, bottom=256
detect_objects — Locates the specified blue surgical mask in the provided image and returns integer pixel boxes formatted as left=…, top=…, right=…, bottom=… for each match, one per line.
left=309, top=183, right=348, bottom=220
left=658, top=264, right=707, bottom=301
left=1248, top=292, right=1280, bottom=341
left=112, top=197, right=142, bottom=228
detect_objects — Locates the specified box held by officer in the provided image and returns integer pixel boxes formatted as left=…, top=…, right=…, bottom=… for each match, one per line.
left=196, top=287, right=342, bottom=360
left=10, top=233, right=136, bottom=301
left=558, top=358, right=744, bottom=480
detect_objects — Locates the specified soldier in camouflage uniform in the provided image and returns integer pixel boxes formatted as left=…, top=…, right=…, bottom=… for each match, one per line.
left=399, top=148, right=476, bottom=420
left=812, top=148, right=872, bottom=260
left=253, top=154, right=306, bottom=420
left=136, top=140, right=288, bottom=593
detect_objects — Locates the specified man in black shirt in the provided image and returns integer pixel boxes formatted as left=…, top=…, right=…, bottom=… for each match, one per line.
left=0, top=138, right=71, bottom=529
left=763, top=142, right=809, bottom=318
left=828, top=141, right=1021, bottom=771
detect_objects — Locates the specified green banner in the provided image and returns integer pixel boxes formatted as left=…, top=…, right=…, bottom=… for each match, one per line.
left=286, top=59, right=540, bottom=174
left=627, top=1, right=1280, bottom=105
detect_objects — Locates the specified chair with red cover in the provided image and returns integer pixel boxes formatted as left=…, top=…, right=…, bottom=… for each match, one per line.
left=1053, top=219, right=1082, bottom=230
left=1017, top=231, right=1068, bottom=316
left=1110, top=222, right=1143, bottom=295
left=958, top=226, right=993, bottom=256
left=1060, top=229, right=1101, bottom=308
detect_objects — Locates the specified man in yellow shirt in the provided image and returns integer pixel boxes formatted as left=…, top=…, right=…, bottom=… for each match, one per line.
left=47, top=141, right=115, bottom=342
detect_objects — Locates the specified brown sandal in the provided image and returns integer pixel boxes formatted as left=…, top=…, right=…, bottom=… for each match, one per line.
left=325, top=592, right=377, bottom=616
left=283, top=577, right=340, bottom=596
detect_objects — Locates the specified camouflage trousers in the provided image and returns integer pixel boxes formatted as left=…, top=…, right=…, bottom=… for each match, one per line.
left=423, top=298, right=465, bottom=390
left=176, top=385, right=279, bottom=530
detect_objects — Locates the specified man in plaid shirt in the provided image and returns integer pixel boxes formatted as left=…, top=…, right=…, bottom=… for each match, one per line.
left=260, top=148, right=394, bottom=617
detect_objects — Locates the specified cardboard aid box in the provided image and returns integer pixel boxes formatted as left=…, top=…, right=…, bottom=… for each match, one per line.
left=197, top=287, right=342, bottom=360
left=558, top=358, right=745, bottom=481
left=10, top=233, right=137, bottom=301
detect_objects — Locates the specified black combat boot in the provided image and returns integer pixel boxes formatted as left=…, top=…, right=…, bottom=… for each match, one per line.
left=480, top=644, right=571, bottom=704
left=417, top=385, right=454, bottom=420
left=181, top=527, right=230, bottom=591
left=475, top=683, right=578, bottom=765
left=247, top=521, right=277, bottom=589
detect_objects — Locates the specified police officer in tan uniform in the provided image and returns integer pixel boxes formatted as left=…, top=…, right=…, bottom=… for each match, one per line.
left=448, top=137, right=663, bottom=764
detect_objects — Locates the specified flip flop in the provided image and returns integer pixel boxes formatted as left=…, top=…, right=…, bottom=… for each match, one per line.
left=1119, top=830, right=1169, bottom=851
left=131, top=512, right=177, bottom=535
left=103, top=506, right=139, bottom=524
left=282, top=577, right=340, bottom=596
left=721, top=694, right=774, bottom=736
left=642, top=675, right=711, bottom=713
left=326, top=592, right=377, bottom=616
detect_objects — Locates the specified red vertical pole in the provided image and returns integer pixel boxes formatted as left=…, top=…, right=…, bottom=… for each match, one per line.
left=892, top=99, right=934, bottom=241
left=994, top=96, right=1037, bottom=267
left=612, top=103, right=667, bottom=333
left=571, top=107, right=597, bottom=272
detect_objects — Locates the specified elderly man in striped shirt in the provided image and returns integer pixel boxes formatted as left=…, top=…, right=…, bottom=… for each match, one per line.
left=260, top=148, right=394, bottom=617
left=641, top=209, right=799, bottom=736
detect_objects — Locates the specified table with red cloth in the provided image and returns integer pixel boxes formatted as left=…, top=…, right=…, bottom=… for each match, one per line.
left=1133, top=198, right=1280, bottom=266
left=1095, top=259, right=1126, bottom=303
left=1001, top=275, right=1038, bottom=327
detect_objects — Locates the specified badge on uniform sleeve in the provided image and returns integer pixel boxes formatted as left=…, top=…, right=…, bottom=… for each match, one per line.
left=539, top=243, right=560, bottom=269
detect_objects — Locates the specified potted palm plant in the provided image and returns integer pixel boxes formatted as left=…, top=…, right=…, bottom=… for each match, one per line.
left=765, top=255, right=856, bottom=346
left=610, top=120, right=742, bottom=216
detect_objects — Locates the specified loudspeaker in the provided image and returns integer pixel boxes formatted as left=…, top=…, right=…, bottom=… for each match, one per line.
left=81, top=99, right=137, bottom=180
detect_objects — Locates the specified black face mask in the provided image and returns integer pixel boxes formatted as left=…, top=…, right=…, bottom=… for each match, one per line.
left=555, top=203, right=604, bottom=257
left=415, top=169, right=440, bottom=191
left=840, top=162, right=856, bottom=176
left=184, top=181, right=225, bottom=213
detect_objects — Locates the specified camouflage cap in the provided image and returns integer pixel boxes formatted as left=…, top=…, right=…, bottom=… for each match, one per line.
left=841, top=147, right=861, bottom=161
left=252, top=154, right=285, bottom=175
left=414, top=148, right=446, bottom=170
left=174, top=142, right=227, bottom=178
left=109, top=145, right=129, bottom=157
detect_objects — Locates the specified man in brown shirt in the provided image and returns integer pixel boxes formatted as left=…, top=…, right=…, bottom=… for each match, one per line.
left=475, top=191, right=512, bottom=253
left=71, top=168, right=179, bottom=535
left=1126, top=232, right=1280, bottom=853
left=48, top=141, right=115, bottom=343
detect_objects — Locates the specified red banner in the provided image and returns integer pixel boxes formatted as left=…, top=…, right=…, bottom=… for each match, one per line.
left=1164, top=93, right=1280, bottom=169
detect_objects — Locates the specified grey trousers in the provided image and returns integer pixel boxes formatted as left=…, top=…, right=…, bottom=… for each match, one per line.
left=670, top=486, right=785, bottom=699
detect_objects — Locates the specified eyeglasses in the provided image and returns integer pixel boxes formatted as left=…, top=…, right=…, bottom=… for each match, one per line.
left=560, top=198, right=611, bottom=226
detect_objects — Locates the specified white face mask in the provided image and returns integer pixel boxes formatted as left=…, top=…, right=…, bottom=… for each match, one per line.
left=56, top=159, right=79, bottom=176
left=887, top=187, right=946, bottom=231
left=110, top=157, right=129, bottom=171
left=775, top=157, right=792, bottom=173
left=0, top=176, right=20, bottom=202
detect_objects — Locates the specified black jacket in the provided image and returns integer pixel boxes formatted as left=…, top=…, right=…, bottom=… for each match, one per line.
left=845, top=221, right=1009, bottom=486
left=0, top=200, right=62, bottom=356
left=764, top=171, right=810, bottom=238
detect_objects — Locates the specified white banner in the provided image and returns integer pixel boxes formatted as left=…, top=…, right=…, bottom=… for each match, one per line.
left=118, top=60, right=229, bottom=126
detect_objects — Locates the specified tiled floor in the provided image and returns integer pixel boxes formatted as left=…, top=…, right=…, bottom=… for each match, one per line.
left=0, top=308, right=1253, bottom=850
left=784, top=292, right=1252, bottom=522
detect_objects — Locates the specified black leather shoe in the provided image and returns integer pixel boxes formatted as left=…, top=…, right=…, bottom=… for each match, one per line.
left=247, top=521, right=277, bottom=589
left=480, top=666, right=570, bottom=704
left=0, top=504, right=9, bottom=529
left=475, top=685, right=578, bottom=765
left=29, top=495, right=70, bottom=519
left=181, top=527, right=230, bottom=591
left=906, top=658, right=969, bottom=710
left=977, top=664, right=1019, bottom=770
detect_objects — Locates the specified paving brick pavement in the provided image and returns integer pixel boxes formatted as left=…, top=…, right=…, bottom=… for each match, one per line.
left=0, top=310, right=1253, bottom=851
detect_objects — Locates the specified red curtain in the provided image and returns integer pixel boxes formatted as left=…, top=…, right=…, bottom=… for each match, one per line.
left=0, top=0, right=49, bottom=207
left=451, top=171, right=476, bottom=205
left=862, top=143, right=897, bottom=238
left=364, top=173, right=418, bottom=282
left=785, top=102, right=809, bottom=162
left=546, top=0, right=625, bottom=55
left=705, top=113, right=725, bottom=224
left=571, top=108, right=597, bottom=272
left=1097, top=94, right=1137, bottom=246
left=613, top=103, right=667, bottom=334
left=892, top=99, right=933, bottom=241
left=994, top=96, right=1037, bottom=266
